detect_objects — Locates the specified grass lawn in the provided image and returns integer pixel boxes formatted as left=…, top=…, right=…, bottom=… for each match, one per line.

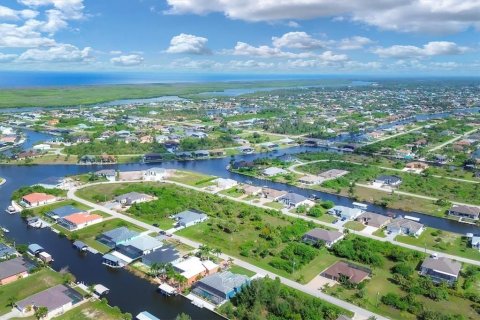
left=167, top=170, right=216, bottom=187
left=343, top=221, right=366, bottom=231
left=264, top=201, right=285, bottom=210
left=30, top=200, right=92, bottom=217
left=372, top=228, right=387, bottom=238
left=316, top=214, right=338, bottom=223
left=219, top=187, right=245, bottom=198
left=0, top=268, right=63, bottom=315
left=228, top=265, right=256, bottom=278
left=69, top=218, right=146, bottom=253
left=54, top=300, right=129, bottom=320
left=163, top=239, right=195, bottom=254
left=396, top=227, right=480, bottom=261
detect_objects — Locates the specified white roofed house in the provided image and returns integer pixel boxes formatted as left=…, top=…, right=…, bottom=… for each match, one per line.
left=298, top=175, right=324, bottom=185
left=420, top=256, right=461, bottom=285
left=143, top=167, right=168, bottom=181
left=279, top=192, right=314, bottom=209
left=328, top=206, right=363, bottom=220
left=386, top=218, right=425, bottom=237
left=263, top=167, right=288, bottom=177
left=173, top=209, right=208, bottom=228
left=114, top=192, right=152, bottom=206
left=213, top=178, right=238, bottom=191
left=302, top=228, right=344, bottom=248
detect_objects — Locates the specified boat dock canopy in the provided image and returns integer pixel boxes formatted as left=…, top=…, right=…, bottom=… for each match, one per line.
left=93, top=284, right=110, bottom=295
left=158, top=283, right=177, bottom=295
left=136, top=311, right=160, bottom=320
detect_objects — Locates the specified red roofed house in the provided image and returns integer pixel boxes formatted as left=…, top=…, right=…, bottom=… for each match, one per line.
left=58, top=213, right=103, bottom=231
left=22, top=193, right=57, bottom=207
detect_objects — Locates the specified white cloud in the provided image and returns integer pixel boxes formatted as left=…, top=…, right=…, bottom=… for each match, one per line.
left=0, top=5, right=37, bottom=20
left=374, top=41, right=469, bottom=58
left=232, top=41, right=315, bottom=58
left=337, top=36, right=373, bottom=50
left=166, top=33, right=211, bottom=54
left=111, top=54, right=144, bottom=66
left=19, top=0, right=85, bottom=20
left=18, top=43, right=92, bottom=62
left=165, top=0, right=480, bottom=34
left=0, top=52, right=18, bottom=62
left=0, top=22, right=56, bottom=47
left=170, top=58, right=220, bottom=69
left=287, top=21, right=300, bottom=28
left=229, top=59, right=275, bottom=69
left=272, top=32, right=327, bottom=50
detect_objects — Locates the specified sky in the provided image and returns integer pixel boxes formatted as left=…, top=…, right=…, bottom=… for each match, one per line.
left=0, top=0, right=479, bottom=75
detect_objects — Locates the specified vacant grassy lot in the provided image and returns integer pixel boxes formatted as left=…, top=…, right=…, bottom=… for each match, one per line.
left=396, top=227, right=480, bottom=262
left=167, top=170, right=216, bottom=187
left=54, top=300, right=129, bottom=320
left=228, top=265, right=256, bottom=278
left=0, top=268, right=63, bottom=315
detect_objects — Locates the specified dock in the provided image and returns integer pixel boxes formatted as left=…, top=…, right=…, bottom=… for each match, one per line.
left=136, top=311, right=160, bottom=320
left=404, top=215, right=420, bottom=222
left=158, top=283, right=177, bottom=296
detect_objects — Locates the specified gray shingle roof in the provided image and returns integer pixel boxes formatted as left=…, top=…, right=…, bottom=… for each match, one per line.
left=195, top=271, right=249, bottom=294
left=421, top=257, right=461, bottom=277
left=16, top=284, right=76, bottom=311
left=304, top=228, right=343, bottom=242
left=0, top=257, right=29, bottom=279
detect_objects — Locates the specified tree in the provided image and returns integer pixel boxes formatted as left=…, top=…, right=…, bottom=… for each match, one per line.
left=212, top=248, right=222, bottom=258
left=175, top=313, right=191, bottom=320
left=34, top=306, right=48, bottom=319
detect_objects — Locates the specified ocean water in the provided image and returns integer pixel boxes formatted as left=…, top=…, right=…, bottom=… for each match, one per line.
left=0, top=71, right=354, bottom=88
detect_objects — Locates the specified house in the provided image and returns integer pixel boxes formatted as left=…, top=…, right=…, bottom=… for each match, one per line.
left=241, top=185, right=262, bottom=196
left=95, top=169, right=116, bottom=182
left=263, top=167, right=288, bottom=177
left=298, top=175, right=324, bottom=185
left=58, top=213, right=103, bottom=231
left=302, top=228, right=344, bottom=248
left=214, top=178, right=238, bottom=190
left=114, top=192, right=151, bottom=206
left=420, top=256, right=461, bottom=285
left=386, top=218, right=425, bottom=237
left=356, top=212, right=391, bottom=228
left=173, top=256, right=219, bottom=285
left=192, top=271, right=250, bottom=304
left=142, top=244, right=181, bottom=267
left=0, top=243, right=17, bottom=259
left=230, top=161, right=254, bottom=170
left=262, top=188, right=288, bottom=201
left=448, top=204, right=480, bottom=221
left=193, top=150, right=210, bottom=158
left=143, top=153, right=164, bottom=163
left=405, top=162, right=429, bottom=172
left=46, top=205, right=85, bottom=221
left=143, top=167, right=168, bottom=181
left=319, top=169, right=349, bottom=180
left=470, top=235, right=480, bottom=251
left=0, top=257, right=30, bottom=285
left=15, top=284, right=82, bottom=318
left=117, top=235, right=163, bottom=257
left=374, top=175, right=402, bottom=187
left=173, top=210, right=208, bottom=228
left=96, top=227, right=140, bottom=249
left=279, top=192, right=313, bottom=208
left=328, top=206, right=363, bottom=220
left=321, top=261, right=371, bottom=284
left=22, top=193, right=57, bottom=207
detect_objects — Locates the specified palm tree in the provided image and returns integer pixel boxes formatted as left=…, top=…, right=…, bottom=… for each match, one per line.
left=212, top=248, right=222, bottom=258
left=198, top=245, right=211, bottom=260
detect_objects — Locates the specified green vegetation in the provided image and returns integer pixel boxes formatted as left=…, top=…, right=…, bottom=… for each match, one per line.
left=179, top=135, right=239, bottom=151
left=65, top=140, right=167, bottom=155
left=396, top=228, right=480, bottom=262
left=11, top=185, right=65, bottom=202
left=343, top=221, right=366, bottom=231
left=219, top=277, right=351, bottom=320
left=54, top=299, right=132, bottom=320
left=227, top=265, right=256, bottom=278
left=0, top=268, right=63, bottom=315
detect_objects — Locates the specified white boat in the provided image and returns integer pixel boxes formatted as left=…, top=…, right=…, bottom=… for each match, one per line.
left=404, top=215, right=420, bottom=222
left=6, top=206, right=16, bottom=214
left=1, top=227, right=9, bottom=233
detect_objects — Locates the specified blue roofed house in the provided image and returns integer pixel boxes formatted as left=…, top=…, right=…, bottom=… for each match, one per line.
left=142, top=244, right=181, bottom=267
left=96, top=227, right=140, bottom=249
left=114, top=235, right=164, bottom=262
left=46, top=205, right=85, bottom=221
left=192, top=271, right=250, bottom=304
left=173, top=210, right=208, bottom=228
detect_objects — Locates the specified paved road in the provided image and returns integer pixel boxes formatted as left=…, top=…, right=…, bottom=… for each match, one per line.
left=428, top=127, right=479, bottom=152
left=68, top=181, right=386, bottom=320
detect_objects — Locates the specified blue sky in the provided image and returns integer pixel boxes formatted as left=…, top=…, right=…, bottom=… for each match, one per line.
left=0, top=0, right=479, bottom=75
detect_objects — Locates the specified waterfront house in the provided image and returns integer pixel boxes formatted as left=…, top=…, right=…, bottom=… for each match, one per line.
left=58, top=213, right=103, bottom=231
left=356, top=212, right=391, bottom=228
left=96, top=227, right=140, bottom=249
left=143, top=153, right=164, bottom=163
left=0, top=257, right=30, bottom=285
left=213, top=178, right=238, bottom=190
left=141, top=244, right=181, bottom=267
left=386, top=218, right=425, bottom=237
left=298, top=175, right=324, bottom=185
left=263, top=167, right=288, bottom=177
left=117, top=235, right=163, bottom=257
left=279, top=192, right=313, bottom=208
left=46, top=205, right=85, bottom=221
left=328, top=206, right=363, bottom=220
left=448, top=204, right=480, bottom=221
left=374, top=175, right=402, bottom=187
left=173, top=210, right=208, bottom=228
left=262, top=188, right=288, bottom=201
left=193, top=150, right=210, bottom=158
left=241, top=185, right=262, bottom=196
left=230, top=161, right=254, bottom=170
left=321, top=261, right=371, bottom=284
left=114, top=192, right=151, bottom=206
left=173, top=256, right=219, bottom=285
left=303, top=228, right=344, bottom=248
left=95, top=169, right=116, bottom=182
left=22, top=193, right=57, bottom=207
left=143, top=167, right=168, bottom=181
left=15, top=284, right=82, bottom=318
left=420, top=256, right=461, bottom=285
left=192, top=271, right=250, bottom=305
